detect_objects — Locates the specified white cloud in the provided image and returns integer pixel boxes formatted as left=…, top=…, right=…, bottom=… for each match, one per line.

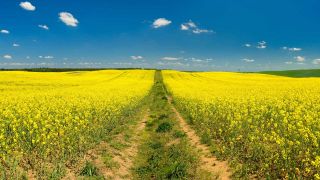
left=244, top=44, right=251, bottom=47
left=285, top=61, right=293, bottom=64
left=3, top=55, right=12, bottom=59
left=152, top=18, right=171, bottom=28
left=13, top=43, right=20, bottom=47
left=180, top=20, right=214, bottom=34
left=45, top=56, right=54, bottom=59
left=157, top=61, right=184, bottom=66
left=38, top=24, right=49, bottom=30
left=26, top=56, right=30, bottom=59
left=283, top=47, right=302, bottom=51
left=38, top=62, right=55, bottom=66
left=0, top=62, right=35, bottom=66
left=294, top=56, right=305, bottom=62
left=161, top=57, right=180, bottom=61
left=313, top=59, right=320, bottom=65
left=131, top=56, right=143, bottom=60
left=288, top=47, right=302, bottom=51
left=39, top=56, right=54, bottom=59
left=180, top=24, right=189, bottom=30
left=242, top=58, right=255, bottom=63
left=183, top=57, right=213, bottom=63
left=20, top=1, right=36, bottom=11
left=1, top=30, right=9, bottom=34
left=59, top=12, right=79, bottom=27
left=257, top=41, right=267, bottom=49
left=186, top=21, right=196, bottom=28
left=192, top=29, right=213, bottom=34
left=191, top=59, right=203, bottom=62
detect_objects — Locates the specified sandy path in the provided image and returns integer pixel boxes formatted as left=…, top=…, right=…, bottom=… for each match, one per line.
left=62, top=110, right=149, bottom=180
left=168, top=97, right=232, bottom=180
left=107, top=111, right=148, bottom=179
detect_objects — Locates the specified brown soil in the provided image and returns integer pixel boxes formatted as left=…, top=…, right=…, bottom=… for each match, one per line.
left=62, top=110, right=149, bottom=180
left=105, top=111, right=148, bottom=179
left=27, top=170, right=36, bottom=180
left=168, top=96, right=232, bottom=180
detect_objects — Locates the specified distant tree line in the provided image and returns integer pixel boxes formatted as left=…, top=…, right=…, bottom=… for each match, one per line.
left=0, top=67, right=156, bottom=72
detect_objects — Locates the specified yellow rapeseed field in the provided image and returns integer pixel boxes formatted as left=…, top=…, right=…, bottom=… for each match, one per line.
left=163, top=70, right=320, bottom=179
left=0, top=70, right=154, bottom=176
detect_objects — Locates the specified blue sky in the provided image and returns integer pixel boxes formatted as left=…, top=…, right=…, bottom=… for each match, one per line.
left=1, top=0, right=320, bottom=71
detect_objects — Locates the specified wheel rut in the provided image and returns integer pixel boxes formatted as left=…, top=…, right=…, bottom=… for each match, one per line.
left=167, top=96, right=232, bottom=180
left=107, top=111, right=148, bottom=179
left=62, top=110, right=149, bottom=180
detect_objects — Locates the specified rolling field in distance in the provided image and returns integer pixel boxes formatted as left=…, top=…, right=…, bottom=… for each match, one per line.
left=259, top=69, right=320, bottom=78
left=0, top=69, right=319, bottom=179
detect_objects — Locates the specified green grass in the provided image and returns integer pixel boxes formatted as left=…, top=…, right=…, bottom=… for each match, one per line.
left=101, top=153, right=120, bottom=169
left=156, top=122, right=173, bottom=133
left=109, top=141, right=130, bottom=151
left=80, top=162, right=100, bottom=176
left=259, top=69, right=320, bottom=77
left=132, top=70, right=215, bottom=179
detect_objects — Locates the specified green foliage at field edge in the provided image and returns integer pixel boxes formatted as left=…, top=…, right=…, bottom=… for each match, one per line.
left=258, top=69, right=320, bottom=77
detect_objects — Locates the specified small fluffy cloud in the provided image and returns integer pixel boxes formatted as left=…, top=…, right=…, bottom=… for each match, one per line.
left=191, top=59, right=203, bottom=62
left=13, top=43, right=20, bottom=47
left=242, top=58, right=255, bottom=63
left=193, top=58, right=210, bottom=63
left=180, top=20, right=214, bottom=34
left=59, top=12, right=79, bottom=27
left=157, top=61, right=185, bottom=66
left=44, top=56, right=54, bottom=59
left=19, top=1, right=36, bottom=11
left=285, top=61, right=293, bottom=65
left=182, top=57, right=213, bottom=63
left=38, top=24, right=49, bottom=30
left=3, top=55, right=12, bottom=59
left=294, top=56, right=305, bottom=62
left=1, top=30, right=9, bottom=34
left=180, top=24, right=189, bottom=30
left=131, top=56, right=143, bottom=60
left=152, top=18, right=171, bottom=28
left=257, top=41, right=267, bottom=49
left=161, top=57, right=180, bottom=61
left=283, top=47, right=302, bottom=51
left=244, top=44, right=251, bottom=47
left=180, top=21, right=196, bottom=31
left=313, top=59, right=320, bottom=65
left=192, top=29, right=213, bottom=34
left=39, top=56, right=54, bottom=59
left=289, top=47, right=302, bottom=51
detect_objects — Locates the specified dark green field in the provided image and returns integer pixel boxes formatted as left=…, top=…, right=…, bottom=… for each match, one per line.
left=259, top=69, right=320, bottom=77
